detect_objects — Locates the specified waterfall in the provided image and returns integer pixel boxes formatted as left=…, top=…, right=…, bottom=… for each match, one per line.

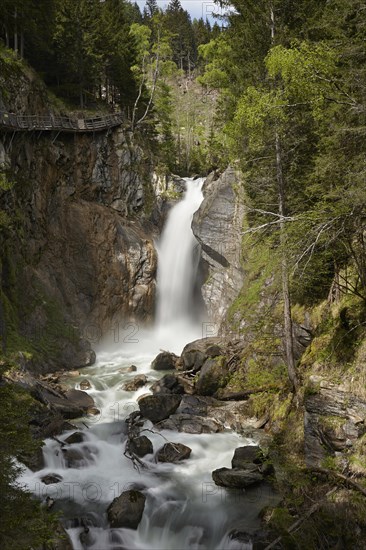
left=156, top=177, right=205, bottom=327
left=17, top=176, right=278, bottom=550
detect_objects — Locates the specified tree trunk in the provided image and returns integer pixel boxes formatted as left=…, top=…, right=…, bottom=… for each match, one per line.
left=14, top=9, right=18, bottom=53
left=270, top=4, right=298, bottom=392
left=276, top=132, right=299, bottom=392
left=20, top=31, right=24, bottom=58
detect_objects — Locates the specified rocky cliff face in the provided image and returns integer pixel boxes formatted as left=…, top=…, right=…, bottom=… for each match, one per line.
left=304, top=376, right=366, bottom=469
left=0, top=62, right=160, bottom=370
left=192, top=168, right=245, bottom=329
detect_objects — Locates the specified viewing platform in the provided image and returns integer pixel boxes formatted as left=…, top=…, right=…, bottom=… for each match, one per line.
left=0, top=111, right=124, bottom=133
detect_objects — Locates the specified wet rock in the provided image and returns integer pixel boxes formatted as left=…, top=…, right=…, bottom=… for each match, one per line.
left=122, top=374, right=148, bottom=392
left=229, top=529, right=271, bottom=550
left=62, top=448, right=84, bottom=467
left=35, top=387, right=95, bottom=419
left=29, top=409, right=75, bottom=440
left=212, top=467, right=263, bottom=488
left=49, top=523, right=73, bottom=550
left=79, top=379, right=91, bottom=390
left=107, top=490, right=146, bottom=529
left=67, top=371, right=80, bottom=377
left=175, top=374, right=195, bottom=394
left=119, top=365, right=137, bottom=374
left=180, top=337, right=222, bottom=373
left=129, top=435, right=153, bottom=457
left=79, top=526, right=95, bottom=548
left=21, top=446, right=45, bottom=472
left=87, top=407, right=100, bottom=416
left=158, top=413, right=223, bottom=434
left=65, top=432, right=85, bottom=444
left=65, top=389, right=94, bottom=410
left=206, top=400, right=253, bottom=432
left=231, top=446, right=264, bottom=468
left=195, top=356, right=227, bottom=396
left=151, top=351, right=179, bottom=371
left=176, top=394, right=216, bottom=415
left=156, top=442, right=192, bottom=463
left=77, top=348, right=96, bottom=368
left=139, top=394, right=182, bottom=423
left=41, top=473, right=63, bottom=485
left=150, top=374, right=184, bottom=395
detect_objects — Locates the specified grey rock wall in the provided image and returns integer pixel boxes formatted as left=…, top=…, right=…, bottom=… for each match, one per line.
left=192, top=168, right=245, bottom=328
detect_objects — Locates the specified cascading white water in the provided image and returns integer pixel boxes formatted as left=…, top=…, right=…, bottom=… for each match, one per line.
left=156, top=177, right=204, bottom=327
left=18, top=178, right=278, bottom=550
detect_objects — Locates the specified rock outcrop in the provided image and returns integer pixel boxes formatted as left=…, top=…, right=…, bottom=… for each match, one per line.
left=304, top=376, right=366, bottom=468
left=0, top=62, right=161, bottom=372
left=192, top=168, right=245, bottom=328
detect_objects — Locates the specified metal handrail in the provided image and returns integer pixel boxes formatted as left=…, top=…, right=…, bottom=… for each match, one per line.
left=0, top=110, right=124, bottom=133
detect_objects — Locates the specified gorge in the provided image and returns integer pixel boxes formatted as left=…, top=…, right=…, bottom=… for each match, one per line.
left=18, top=177, right=276, bottom=550
left=2, top=2, right=366, bottom=549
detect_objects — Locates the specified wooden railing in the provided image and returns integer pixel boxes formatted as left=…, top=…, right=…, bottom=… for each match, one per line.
left=0, top=111, right=124, bottom=133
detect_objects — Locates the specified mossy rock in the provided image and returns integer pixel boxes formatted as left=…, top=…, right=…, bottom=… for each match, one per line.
left=195, top=356, right=228, bottom=396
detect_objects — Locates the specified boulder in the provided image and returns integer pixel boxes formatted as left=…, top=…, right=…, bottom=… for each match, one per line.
left=107, top=490, right=146, bottom=529
left=87, top=407, right=100, bottom=416
left=64, top=432, right=85, bottom=445
left=205, top=400, right=254, bottom=432
left=229, top=529, right=271, bottom=550
left=139, top=394, right=182, bottom=423
left=119, top=365, right=137, bottom=373
left=79, top=379, right=91, bottom=390
left=176, top=394, right=214, bottom=416
left=28, top=409, right=74, bottom=440
left=122, top=374, right=148, bottom=392
left=64, top=389, right=94, bottom=410
left=212, top=467, right=263, bottom=488
left=150, top=374, right=184, bottom=395
left=195, top=356, right=227, bottom=396
left=231, top=446, right=264, bottom=468
left=20, top=446, right=45, bottom=472
left=62, top=448, right=85, bottom=468
left=37, top=388, right=95, bottom=419
left=158, top=413, right=223, bottom=434
left=180, top=337, right=222, bottom=373
left=67, top=371, right=80, bottom=377
left=156, top=442, right=192, bottom=463
left=129, top=436, right=153, bottom=457
left=151, top=351, right=179, bottom=371
left=41, top=473, right=63, bottom=485
left=175, top=374, right=195, bottom=395
left=50, top=523, right=73, bottom=550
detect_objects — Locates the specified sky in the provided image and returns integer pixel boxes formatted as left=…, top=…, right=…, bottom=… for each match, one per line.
left=135, top=1, right=229, bottom=23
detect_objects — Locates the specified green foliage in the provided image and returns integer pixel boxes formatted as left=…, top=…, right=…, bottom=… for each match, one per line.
left=0, top=382, right=58, bottom=549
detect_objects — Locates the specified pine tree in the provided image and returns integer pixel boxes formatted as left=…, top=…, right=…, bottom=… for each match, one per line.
left=145, top=0, right=159, bottom=18
left=164, top=0, right=195, bottom=72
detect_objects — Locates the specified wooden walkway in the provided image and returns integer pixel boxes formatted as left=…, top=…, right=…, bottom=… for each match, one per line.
left=0, top=110, right=124, bottom=133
